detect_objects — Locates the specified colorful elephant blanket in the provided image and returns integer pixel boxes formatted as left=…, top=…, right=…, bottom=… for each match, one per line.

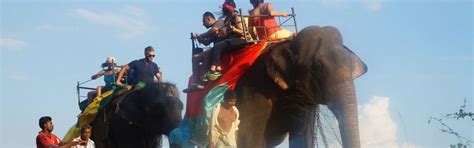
left=170, top=40, right=268, bottom=147
left=63, top=90, right=115, bottom=142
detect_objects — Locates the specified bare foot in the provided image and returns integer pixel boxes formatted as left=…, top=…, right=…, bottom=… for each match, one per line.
left=210, top=65, right=217, bottom=72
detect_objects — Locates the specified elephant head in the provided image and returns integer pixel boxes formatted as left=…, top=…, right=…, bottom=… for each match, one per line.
left=114, top=82, right=183, bottom=147
left=264, top=26, right=367, bottom=147
left=120, top=82, right=183, bottom=134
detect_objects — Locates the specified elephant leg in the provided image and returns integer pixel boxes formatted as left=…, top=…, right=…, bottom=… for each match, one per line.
left=91, top=105, right=115, bottom=148
left=145, top=134, right=161, bottom=148
left=288, top=106, right=316, bottom=148
left=327, top=80, right=360, bottom=148
left=237, top=87, right=273, bottom=148
left=110, top=118, right=147, bottom=148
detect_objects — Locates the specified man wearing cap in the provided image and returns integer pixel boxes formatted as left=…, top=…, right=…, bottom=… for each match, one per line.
left=116, top=46, right=162, bottom=90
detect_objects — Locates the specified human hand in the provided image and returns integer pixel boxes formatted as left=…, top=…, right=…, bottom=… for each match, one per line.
left=91, top=74, right=99, bottom=80
left=116, top=81, right=123, bottom=86
left=70, top=141, right=80, bottom=146
left=229, top=26, right=237, bottom=32
left=193, top=33, right=200, bottom=39
left=79, top=140, right=88, bottom=146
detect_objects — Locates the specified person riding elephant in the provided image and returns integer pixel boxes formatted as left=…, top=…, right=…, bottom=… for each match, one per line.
left=194, top=11, right=227, bottom=47
left=208, top=0, right=248, bottom=77
left=116, top=46, right=162, bottom=91
left=87, top=56, right=121, bottom=103
left=248, top=0, right=294, bottom=40
left=183, top=11, right=227, bottom=93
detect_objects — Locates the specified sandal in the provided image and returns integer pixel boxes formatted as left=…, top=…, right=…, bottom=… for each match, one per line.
left=204, top=71, right=221, bottom=81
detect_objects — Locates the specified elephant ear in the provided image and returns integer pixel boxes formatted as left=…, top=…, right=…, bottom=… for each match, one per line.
left=265, top=42, right=294, bottom=90
left=344, top=46, right=368, bottom=79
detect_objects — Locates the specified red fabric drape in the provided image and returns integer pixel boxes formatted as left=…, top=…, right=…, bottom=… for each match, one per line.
left=185, top=40, right=267, bottom=117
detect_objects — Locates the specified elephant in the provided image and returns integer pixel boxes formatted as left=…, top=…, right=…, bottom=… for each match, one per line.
left=90, top=82, right=184, bottom=148
left=234, top=26, right=367, bottom=148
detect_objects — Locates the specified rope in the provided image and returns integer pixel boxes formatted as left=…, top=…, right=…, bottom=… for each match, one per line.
left=315, top=107, right=329, bottom=147
left=314, top=107, right=319, bottom=148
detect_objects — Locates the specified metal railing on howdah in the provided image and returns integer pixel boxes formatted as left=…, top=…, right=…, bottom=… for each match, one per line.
left=239, top=7, right=298, bottom=43
left=76, top=64, right=122, bottom=110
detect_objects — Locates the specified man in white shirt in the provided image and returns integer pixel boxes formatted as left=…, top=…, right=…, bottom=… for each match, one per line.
left=71, top=125, right=95, bottom=148
left=208, top=90, right=240, bottom=148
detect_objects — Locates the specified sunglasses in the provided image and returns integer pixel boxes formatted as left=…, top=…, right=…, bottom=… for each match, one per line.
left=147, top=54, right=155, bottom=57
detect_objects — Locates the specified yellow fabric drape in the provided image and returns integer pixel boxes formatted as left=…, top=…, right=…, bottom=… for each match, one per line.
left=63, top=90, right=114, bottom=142
left=268, top=29, right=294, bottom=41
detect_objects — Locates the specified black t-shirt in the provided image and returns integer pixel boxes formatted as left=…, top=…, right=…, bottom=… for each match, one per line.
left=225, top=13, right=244, bottom=39
left=128, top=58, right=160, bottom=85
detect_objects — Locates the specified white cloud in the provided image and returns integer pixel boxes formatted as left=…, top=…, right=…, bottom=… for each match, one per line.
left=0, top=38, right=26, bottom=53
left=359, top=96, right=419, bottom=148
left=363, top=0, right=383, bottom=12
left=73, top=5, right=150, bottom=39
left=359, top=96, right=398, bottom=147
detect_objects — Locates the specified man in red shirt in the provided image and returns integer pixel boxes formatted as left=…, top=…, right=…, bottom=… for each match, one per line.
left=36, top=116, right=79, bottom=148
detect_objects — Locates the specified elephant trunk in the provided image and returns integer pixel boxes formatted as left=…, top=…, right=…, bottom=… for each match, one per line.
left=328, top=80, right=360, bottom=148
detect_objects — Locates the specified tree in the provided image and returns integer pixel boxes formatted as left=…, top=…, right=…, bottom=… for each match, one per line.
left=429, top=98, right=473, bottom=147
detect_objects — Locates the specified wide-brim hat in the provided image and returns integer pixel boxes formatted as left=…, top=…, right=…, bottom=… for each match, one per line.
left=102, top=56, right=117, bottom=67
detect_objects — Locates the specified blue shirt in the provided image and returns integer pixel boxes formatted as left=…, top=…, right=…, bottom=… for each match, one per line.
left=128, top=58, right=160, bottom=85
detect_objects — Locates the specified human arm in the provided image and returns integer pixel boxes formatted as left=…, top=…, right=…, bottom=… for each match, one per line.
left=197, top=26, right=219, bottom=39
left=91, top=70, right=105, bottom=80
left=153, top=64, right=162, bottom=83
left=59, top=141, right=80, bottom=147
left=195, top=25, right=220, bottom=46
left=229, top=16, right=244, bottom=35
left=155, top=71, right=162, bottom=83
left=116, top=64, right=129, bottom=86
left=196, top=35, right=213, bottom=46
left=263, top=3, right=288, bottom=17
left=44, top=141, right=79, bottom=148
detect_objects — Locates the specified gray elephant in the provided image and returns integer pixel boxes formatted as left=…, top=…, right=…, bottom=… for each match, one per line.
left=235, top=26, right=367, bottom=148
left=91, top=83, right=183, bottom=148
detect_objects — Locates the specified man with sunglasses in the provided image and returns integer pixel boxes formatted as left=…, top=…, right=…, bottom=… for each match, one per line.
left=116, top=46, right=162, bottom=90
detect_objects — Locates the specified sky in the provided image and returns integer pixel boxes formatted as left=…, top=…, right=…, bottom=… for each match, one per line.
left=1, top=0, right=472, bottom=147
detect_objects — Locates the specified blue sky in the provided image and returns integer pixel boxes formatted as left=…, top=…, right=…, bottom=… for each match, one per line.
left=1, top=0, right=472, bottom=147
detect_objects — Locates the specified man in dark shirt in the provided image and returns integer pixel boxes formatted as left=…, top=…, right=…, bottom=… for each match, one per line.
left=116, top=46, right=162, bottom=90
